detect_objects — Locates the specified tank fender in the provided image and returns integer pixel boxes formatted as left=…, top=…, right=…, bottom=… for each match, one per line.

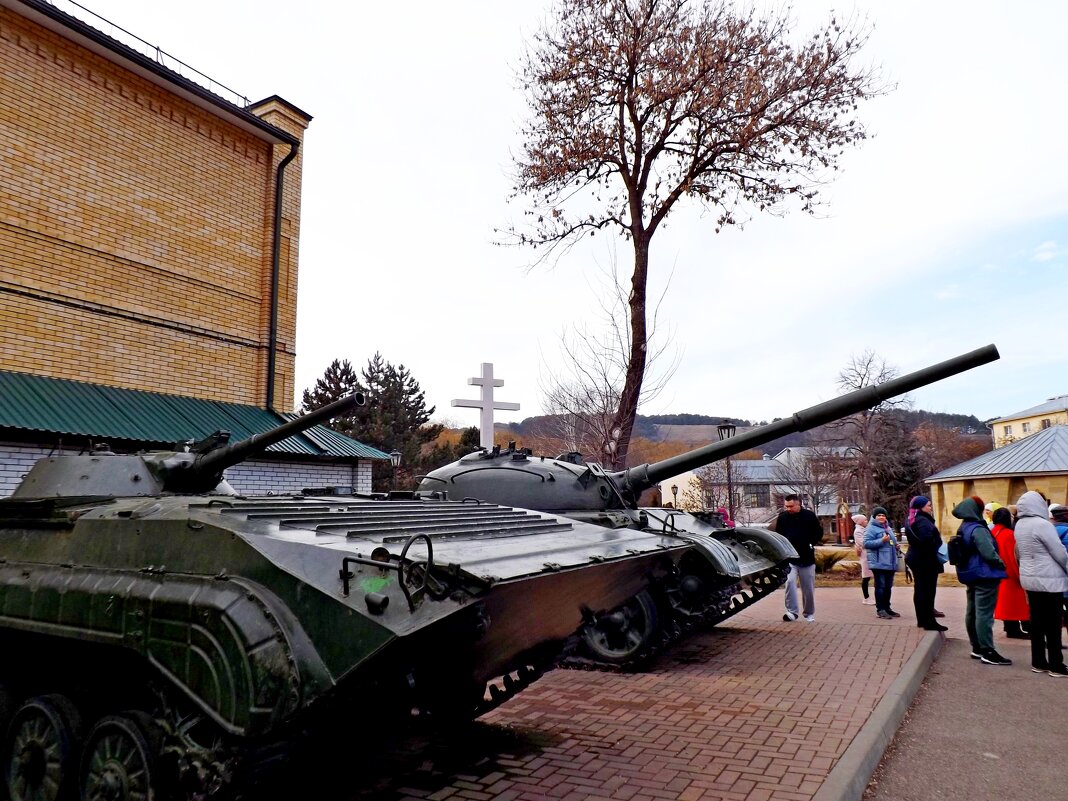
left=0, top=563, right=332, bottom=738
left=729, top=527, right=798, bottom=564
left=668, top=534, right=742, bottom=579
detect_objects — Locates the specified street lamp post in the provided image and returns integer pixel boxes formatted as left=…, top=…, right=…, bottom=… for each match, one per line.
left=716, top=422, right=737, bottom=521
left=389, top=450, right=402, bottom=492
left=670, top=483, right=678, bottom=509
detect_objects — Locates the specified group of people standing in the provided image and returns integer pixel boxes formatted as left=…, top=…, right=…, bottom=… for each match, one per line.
left=774, top=490, right=1068, bottom=677
left=850, top=497, right=946, bottom=628
left=952, top=491, right=1068, bottom=675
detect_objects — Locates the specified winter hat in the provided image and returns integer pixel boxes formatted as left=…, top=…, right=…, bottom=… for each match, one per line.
left=1049, top=503, right=1067, bottom=516
left=907, top=495, right=929, bottom=525
left=871, top=506, right=888, bottom=518
left=851, top=513, right=867, bottom=525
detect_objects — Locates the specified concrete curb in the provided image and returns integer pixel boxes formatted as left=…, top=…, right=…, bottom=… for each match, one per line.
left=811, top=630, right=944, bottom=801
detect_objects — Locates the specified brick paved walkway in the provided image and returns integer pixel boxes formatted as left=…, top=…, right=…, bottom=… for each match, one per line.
left=305, top=586, right=931, bottom=801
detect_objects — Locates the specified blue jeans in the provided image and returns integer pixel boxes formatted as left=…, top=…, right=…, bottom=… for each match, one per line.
left=872, top=569, right=895, bottom=612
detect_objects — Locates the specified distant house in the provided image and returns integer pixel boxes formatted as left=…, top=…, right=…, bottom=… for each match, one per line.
left=990, top=396, right=1068, bottom=448
left=925, top=423, right=1068, bottom=530
left=660, top=447, right=861, bottom=541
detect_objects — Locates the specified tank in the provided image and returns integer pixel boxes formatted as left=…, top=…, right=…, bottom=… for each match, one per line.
left=419, top=344, right=1001, bottom=663
left=0, top=393, right=702, bottom=801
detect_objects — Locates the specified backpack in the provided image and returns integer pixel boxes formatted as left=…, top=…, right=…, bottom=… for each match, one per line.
left=946, top=532, right=967, bottom=566
left=947, top=522, right=980, bottom=567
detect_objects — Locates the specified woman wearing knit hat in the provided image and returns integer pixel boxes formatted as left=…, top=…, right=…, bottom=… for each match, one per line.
left=905, top=496, right=948, bottom=631
left=864, top=507, right=902, bottom=619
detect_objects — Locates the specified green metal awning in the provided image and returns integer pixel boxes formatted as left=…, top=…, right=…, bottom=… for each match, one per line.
left=0, top=370, right=389, bottom=460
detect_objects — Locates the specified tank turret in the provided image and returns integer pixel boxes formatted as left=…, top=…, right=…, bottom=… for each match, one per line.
left=419, top=345, right=999, bottom=512
left=12, top=392, right=365, bottom=498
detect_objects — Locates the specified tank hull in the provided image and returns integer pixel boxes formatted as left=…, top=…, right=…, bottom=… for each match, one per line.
left=0, top=494, right=688, bottom=738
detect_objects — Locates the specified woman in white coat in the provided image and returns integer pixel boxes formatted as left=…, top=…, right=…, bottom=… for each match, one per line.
left=1013, top=491, right=1068, bottom=676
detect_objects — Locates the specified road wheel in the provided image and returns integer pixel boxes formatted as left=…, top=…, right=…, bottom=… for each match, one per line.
left=79, top=713, right=164, bottom=801
left=4, top=694, right=82, bottom=801
left=581, top=589, right=660, bottom=664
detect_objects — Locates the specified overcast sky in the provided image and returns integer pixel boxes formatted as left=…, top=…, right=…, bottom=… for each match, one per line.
left=73, top=0, right=1067, bottom=428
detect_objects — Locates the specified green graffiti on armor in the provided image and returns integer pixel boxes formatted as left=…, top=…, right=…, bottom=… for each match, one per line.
left=360, top=576, right=392, bottom=593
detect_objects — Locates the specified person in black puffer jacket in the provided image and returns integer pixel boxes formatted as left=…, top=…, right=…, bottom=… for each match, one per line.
left=905, top=495, right=947, bottom=631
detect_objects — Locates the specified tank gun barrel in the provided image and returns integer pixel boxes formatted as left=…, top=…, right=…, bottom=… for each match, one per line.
left=187, top=393, right=366, bottom=486
left=617, top=344, right=999, bottom=494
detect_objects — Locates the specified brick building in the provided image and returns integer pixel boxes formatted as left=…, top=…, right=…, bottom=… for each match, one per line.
left=0, top=0, right=384, bottom=493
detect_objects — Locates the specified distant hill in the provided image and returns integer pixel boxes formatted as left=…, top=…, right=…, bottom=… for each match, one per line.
left=501, top=408, right=984, bottom=455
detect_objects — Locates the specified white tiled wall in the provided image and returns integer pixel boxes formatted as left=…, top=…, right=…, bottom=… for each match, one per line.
left=0, top=444, right=53, bottom=496
left=225, top=459, right=373, bottom=496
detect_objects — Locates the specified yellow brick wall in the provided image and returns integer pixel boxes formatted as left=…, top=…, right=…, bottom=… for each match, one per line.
left=0, top=7, right=306, bottom=410
left=993, top=409, right=1068, bottom=448
left=930, top=476, right=1068, bottom=531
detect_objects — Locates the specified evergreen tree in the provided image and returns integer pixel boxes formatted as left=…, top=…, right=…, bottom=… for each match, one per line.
left=302, top=353, right=443, bottom=490
left=422, top=427, right=481, bottom=474
left=300, top=359, right=363, bottom=439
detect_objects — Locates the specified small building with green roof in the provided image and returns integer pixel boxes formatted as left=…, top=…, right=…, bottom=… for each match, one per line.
left=0, top=370, right=388, bottom=497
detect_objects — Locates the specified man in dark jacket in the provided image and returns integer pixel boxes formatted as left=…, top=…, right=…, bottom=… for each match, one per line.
left=771, top=494, right=823, bottom=622
left=952, top=496, right=1010, bottom=665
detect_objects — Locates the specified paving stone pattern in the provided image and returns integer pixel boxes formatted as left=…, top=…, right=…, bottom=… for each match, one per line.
left=325, top=587, right=927, bottom=801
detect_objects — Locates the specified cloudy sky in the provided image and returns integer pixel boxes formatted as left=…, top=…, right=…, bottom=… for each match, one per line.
left=73, top=0, right=1067, bottom=428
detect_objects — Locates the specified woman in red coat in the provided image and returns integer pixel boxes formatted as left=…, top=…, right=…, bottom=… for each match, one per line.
left=992, top=507, right=1030, bottom=638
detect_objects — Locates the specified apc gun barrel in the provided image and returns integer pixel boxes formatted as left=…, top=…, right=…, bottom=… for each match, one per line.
left=194, top=393, right=366, bottom=477
left=618, top=344, right=999, bottom=493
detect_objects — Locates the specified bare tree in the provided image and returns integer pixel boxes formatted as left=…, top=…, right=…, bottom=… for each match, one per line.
left=682, top=458, right=763, bottom=525
left=508, top=0, right=884, bottom=468
left=539, top=259, right=678, bottom=464
left=913, top=422, right=992, bottom=476
left=825, top=350, right=911, bottom=508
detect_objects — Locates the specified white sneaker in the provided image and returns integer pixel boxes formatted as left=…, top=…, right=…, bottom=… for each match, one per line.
left=783, top=611, right=798, bottom=621
left=862, top=598, right=876, bottom=605
left=804, top=615, right=815, bottom=622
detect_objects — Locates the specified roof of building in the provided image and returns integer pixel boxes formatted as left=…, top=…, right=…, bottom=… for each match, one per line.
left=927, top=424, right=1068, bottom=482
left=5, top=0, right=300, bottom=145
left=0, top=370, right=388, bottom=460
left=729, top=459, right=783, bottom=482
left=992, top=395, right=1068, bottom=424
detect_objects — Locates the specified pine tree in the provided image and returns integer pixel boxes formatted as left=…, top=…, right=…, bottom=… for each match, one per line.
left=300, top=359, right=363, bottom=439
left=302, top=354, right=442, bottom=491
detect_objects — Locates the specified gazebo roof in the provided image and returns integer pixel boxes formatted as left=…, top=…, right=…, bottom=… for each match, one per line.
left=927, top=424, right=1068, bottom=482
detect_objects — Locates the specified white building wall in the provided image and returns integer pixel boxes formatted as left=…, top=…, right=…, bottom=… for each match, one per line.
left=0, top=443, right=374, bottom=497
left=0, top=444, right=54, bottom=496
left=224, top=459, right=373, bottom=496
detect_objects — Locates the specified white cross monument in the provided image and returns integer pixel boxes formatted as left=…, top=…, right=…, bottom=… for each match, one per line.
left=451, top=363, right=520, bottom=449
